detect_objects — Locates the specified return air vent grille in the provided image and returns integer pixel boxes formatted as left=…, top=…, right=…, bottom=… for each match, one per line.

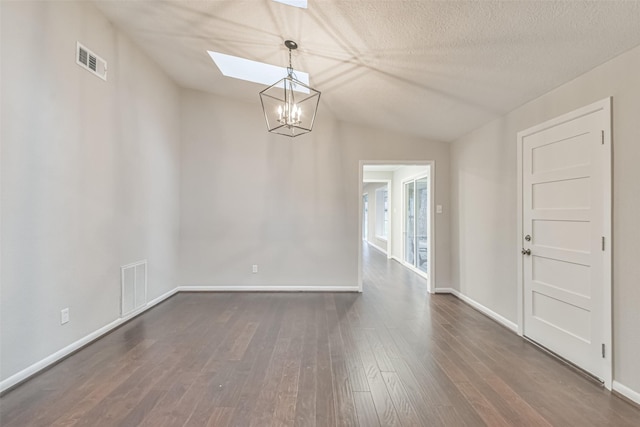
left=88, top=54, right=97, bottom=71
left=78, top=46, right=88, bottom=66
left=121, top=260, right=147, bottom=317
left=76, top=42, right=107, bottom=80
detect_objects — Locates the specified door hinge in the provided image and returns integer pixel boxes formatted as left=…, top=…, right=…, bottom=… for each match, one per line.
left=602, top=236, right=605, bottom=251
left=601, top=130, right=604, bottom=145
left=602, top=343, right=606, bottom=358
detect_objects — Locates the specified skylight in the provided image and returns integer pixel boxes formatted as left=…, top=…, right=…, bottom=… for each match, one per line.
left=208, top=51, right=310, bottom=91
left=273, top=0, right=307, bottom=9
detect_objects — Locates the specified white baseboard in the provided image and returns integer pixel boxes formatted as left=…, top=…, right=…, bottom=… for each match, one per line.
left=613, top=380, right=640, bottom=406
left=366, top=241, right=387, bottom=255
left=435, top=288, right=518, bottom=333
left=179, top=285, right=360, bottom=292
left=0, top=287, right=178, bottom=394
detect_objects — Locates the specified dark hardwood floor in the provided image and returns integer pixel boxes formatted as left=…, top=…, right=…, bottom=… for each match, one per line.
left=1, top=244, right=639, bottom=426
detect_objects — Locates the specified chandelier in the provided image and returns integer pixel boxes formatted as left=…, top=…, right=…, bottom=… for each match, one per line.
left=259, top=40, right=321, bottom=137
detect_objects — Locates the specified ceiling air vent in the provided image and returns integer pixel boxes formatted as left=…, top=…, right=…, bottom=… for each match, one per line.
left=76, top=42, right=107, bottom=81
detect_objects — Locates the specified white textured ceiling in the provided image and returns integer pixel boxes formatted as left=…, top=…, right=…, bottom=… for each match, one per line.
left=94, top=0, right=640, bottom=142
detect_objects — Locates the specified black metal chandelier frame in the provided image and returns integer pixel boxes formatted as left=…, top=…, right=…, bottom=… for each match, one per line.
left=259, top=40, right=321, bottom=138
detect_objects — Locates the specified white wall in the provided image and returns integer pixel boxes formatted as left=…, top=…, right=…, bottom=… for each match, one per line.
left=1, top=1, right=181, bottom=383
left=450, top=44, right=640, bottom=394
left=179, top=89, right=451, bottom=289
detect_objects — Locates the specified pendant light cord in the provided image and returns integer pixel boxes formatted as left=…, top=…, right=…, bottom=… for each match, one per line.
left=287, top=47, right=293, bottom=77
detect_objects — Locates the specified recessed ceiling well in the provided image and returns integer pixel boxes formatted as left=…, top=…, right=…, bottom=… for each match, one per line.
left=273, top=0, right=307, bottom=9
left=208, top=51, right=310, bottom=88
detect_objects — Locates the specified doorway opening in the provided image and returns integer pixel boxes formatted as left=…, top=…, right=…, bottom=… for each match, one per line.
left=358, top=161, right=435, bottom=293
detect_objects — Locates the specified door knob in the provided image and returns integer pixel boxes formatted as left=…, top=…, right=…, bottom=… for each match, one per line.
left=521, top=248, right=531, bottom=256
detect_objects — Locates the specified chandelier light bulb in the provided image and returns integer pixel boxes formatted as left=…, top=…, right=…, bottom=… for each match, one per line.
left=276, top=102, right=303, bottom=126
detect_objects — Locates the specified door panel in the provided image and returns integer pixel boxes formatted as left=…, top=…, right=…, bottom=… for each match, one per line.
left=522, top=108, right=607, bottom=380
left=532, top=177, right=590, bottom=209
left=533, top=220, right=590, bottom=252
left=531, top=292, right=590, bottom=341
left=531, top=132, right=591, bottom=173
left=532, top=257, right=590, bottom=297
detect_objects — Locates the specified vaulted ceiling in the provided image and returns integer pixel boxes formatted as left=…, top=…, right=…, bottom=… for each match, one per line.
left=94, top=0, right=640, bottom=142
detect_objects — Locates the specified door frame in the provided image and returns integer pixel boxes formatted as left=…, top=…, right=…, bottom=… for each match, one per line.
left=400, top=171, right=430, bottom=280
left=358, top=160, right=435, bottom=294
left=516, top=97, right=612, bottom=389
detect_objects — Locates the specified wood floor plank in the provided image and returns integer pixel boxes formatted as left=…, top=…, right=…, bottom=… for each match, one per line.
left=325, top=295, right=358, bottom=426
left=381, top=371, right=422, bottom=427
left=271, top=303, right=305, bottom=427
left=352, top=391, right=381, bottom=427
left=454, top=380, right=512, bottom=427
left=227, top=321, right=259, bottom=361
left=2, top=244, right=639, bottom=426
left=37, top=338, right=157, bottom=426
left=389, top=357, right=443, bottom=426
left=76, top=345, right=185, bottom=426
left=293, top=297, right=319, bottom=427
left=431, top=328, right=552, bottom=425
left=365, top=370, right=402, bottom=427
left=315, top=296, right=336, bottom=427
left=334, top=297, right=370, bottom=393
left=224, top=299, right=286, bottom=426
left=363, top=329, right=395, bottom=373
left=205, top=407, right=234, bottom=427
left=355, top=331, right=402, bottom=426
left=249, top=336, right=291, bottom=427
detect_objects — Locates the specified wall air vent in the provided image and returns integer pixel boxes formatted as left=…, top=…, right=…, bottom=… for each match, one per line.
left=121, top=260, right=147, bottom=317
left=76, top=42, right=107, bottom=80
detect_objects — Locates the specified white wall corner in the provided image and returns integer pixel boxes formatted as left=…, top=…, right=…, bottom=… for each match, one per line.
left=612, top=381, right=640, bottom=407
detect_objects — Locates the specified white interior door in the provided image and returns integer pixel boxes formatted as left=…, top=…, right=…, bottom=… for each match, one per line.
left=519, top=100, right=611, bottom=382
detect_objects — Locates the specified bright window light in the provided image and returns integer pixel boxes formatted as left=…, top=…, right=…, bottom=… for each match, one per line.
left=273, top=0, right=307, bottom=9
left=208, top=51, right=309, bottom=90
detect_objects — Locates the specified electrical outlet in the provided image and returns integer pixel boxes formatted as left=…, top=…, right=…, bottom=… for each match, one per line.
left=61, top=308, right=70, bottom=325
left=252, top=264, right=258, bottom=274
